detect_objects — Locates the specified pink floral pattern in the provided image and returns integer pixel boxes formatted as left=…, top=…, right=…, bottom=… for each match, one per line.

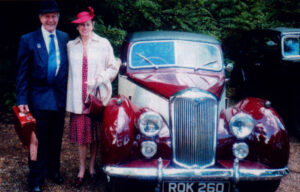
left=69, top=56, right=100, bottom=144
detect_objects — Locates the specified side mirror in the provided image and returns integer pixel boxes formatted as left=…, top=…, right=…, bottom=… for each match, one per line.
left=225, top=63, right=233, bottom=72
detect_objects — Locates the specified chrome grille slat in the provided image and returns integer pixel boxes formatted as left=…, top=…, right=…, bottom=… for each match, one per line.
left=171, top=89, right=217, bottom=168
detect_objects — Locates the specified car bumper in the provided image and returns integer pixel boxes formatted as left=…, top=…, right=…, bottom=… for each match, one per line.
left=103, top=159, right=289, bottom=183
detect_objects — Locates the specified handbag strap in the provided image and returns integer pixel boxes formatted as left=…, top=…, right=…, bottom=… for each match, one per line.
left=85, top=84, right=100, bottom=103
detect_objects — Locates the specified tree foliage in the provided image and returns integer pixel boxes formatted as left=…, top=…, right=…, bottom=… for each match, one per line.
left=87, top=0, right=299, bottom=43
left=0, top=0, right=299, bottom=110
left=68, top=0, right=299, bottom=59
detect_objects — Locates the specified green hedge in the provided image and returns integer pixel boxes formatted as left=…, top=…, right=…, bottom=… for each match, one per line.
left=1, top=0, right=299, bottom=111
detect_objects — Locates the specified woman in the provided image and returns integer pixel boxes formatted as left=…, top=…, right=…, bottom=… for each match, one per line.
left=66, top=7, right=119, bottom=188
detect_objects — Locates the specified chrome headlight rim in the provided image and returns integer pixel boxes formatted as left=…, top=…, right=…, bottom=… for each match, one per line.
left=137, top=111, right=163, bottom=137
left=229, top=112, right=255, bottom=139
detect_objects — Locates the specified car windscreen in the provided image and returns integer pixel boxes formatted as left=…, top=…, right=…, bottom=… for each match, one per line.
left=129, top=40, right=222, bottom=71
left=282, top=36, right=300, bottom=58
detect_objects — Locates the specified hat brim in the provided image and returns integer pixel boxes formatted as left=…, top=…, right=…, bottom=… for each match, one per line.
left=71, top=16, right=94, bottom=24
left=39, top=8, right=59, bottom=14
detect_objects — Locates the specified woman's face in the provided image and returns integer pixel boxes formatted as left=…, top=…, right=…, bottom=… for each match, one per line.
left=77, top=20, right=94, bottom=38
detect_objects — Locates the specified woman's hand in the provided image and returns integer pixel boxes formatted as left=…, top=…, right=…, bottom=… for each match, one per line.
left=86, top=79, right=97, bottom=90
left=86, top=76, right=104, bottom=89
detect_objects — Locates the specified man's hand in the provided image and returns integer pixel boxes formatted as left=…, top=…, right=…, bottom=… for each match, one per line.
left=18, top=104, right=29, bottom=113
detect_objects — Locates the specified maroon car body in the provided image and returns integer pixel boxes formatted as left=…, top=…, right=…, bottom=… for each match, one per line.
left=100, top=31, right=289, bottom=192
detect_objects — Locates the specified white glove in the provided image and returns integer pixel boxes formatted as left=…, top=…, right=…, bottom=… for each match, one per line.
left=96, top=75, right=104, bottom=86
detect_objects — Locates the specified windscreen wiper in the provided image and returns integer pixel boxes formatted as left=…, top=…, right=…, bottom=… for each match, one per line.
left=194, top=60, right=217, bottom=71
left=136, top=53, right=158, bottom=69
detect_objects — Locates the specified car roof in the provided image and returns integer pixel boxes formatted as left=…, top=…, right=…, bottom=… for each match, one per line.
left=126, top=31, right=220, bottom=44
left=269, top=27, right=300, bottom=34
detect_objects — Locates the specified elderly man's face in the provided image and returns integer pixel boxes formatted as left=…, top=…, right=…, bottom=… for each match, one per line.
left=39, top=12, right=59, bottom=33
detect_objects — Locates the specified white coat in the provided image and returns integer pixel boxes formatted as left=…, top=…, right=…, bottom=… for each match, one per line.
left=66, top=32, right=120, bottom=114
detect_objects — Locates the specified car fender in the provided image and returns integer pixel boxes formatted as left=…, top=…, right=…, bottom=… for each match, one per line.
left=101, top=95, right=139, bottom=164
left=217, top=97, right=289, bottom=168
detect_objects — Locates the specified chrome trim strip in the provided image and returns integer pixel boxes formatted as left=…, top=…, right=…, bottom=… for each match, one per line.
left=218, top=88, right=226, bottom=114
left=103, top=166, right=289, bottom=181
left=157, top=158, right=163, bottom=183
left=282, top=32, right=300, bottom=35
left=233, top=159, right=240, bottom=183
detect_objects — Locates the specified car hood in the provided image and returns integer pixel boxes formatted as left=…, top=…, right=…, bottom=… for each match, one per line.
left=128, top=70, right=225, bottom=99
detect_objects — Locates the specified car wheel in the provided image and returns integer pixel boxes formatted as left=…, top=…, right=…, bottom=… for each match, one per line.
left=290, top=99, right=300, bottom=139
left=105, top=177, right=123, bottom=192
left=294, top=119, right=300, bottom=139
left=238, top=180, right=280, bottom=192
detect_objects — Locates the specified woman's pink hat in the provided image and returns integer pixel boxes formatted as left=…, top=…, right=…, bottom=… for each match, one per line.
left=72, top=6, right=95, bottom=24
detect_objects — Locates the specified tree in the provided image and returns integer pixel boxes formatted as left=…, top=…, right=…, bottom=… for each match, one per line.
left=0, top=0, right=299, bottom=110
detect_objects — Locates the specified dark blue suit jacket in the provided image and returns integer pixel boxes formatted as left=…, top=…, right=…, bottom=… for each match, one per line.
left=16, top=28, right=69, bottom=111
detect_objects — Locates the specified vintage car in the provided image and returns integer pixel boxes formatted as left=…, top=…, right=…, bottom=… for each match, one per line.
left=229, top=27, right=300, bottom=138
left=100, top=31, right=289, bottom=192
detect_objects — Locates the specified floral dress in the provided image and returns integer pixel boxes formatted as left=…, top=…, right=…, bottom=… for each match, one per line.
left=69, top=56, right=100, bottom=144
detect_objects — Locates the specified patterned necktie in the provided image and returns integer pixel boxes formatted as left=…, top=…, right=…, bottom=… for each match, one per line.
left=48, top=34, right=57, bottom=84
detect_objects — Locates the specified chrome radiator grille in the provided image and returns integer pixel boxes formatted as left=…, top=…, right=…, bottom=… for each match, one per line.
left=170, top=89, right=218, bottom=168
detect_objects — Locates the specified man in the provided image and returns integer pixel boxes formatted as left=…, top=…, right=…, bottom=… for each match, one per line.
left=16, top=0, right=69, bottom=191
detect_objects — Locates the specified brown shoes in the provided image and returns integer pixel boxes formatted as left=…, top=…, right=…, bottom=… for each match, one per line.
left=48, top=172, right=64, bottom=185
left=74, top=172, right=97, bottom=188
left=30, top=185, right=43, bottom=192
left=89, top=173, right=97, bottom=184
left=74, top=177, right=84, bottom=188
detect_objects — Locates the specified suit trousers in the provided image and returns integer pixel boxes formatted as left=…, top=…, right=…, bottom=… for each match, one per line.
left=28, top=109, right=65, bottom=186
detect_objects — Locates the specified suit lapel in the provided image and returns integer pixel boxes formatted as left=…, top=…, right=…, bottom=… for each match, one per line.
left=35, top=29, right=48, bottom=66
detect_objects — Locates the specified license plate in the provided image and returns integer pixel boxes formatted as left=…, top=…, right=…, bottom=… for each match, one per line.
left=162, top=181, right=230, bottom=192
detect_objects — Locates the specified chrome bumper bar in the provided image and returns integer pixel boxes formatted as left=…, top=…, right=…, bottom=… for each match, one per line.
left=103, top=159, right=289, bottom=183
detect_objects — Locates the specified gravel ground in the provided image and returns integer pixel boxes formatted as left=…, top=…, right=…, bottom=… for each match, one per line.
left=277, top=137, right=300, bottom=192
left=0, top=111, right=299, bottom=192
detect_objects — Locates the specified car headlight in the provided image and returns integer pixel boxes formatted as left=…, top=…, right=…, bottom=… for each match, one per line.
left=141, top=141, right=157, bottom=158
left=232, top=142, right=249, bottom=160
left=229, top=112, right=255, bottom=139
left=137, top=111, right=163, bottom=137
